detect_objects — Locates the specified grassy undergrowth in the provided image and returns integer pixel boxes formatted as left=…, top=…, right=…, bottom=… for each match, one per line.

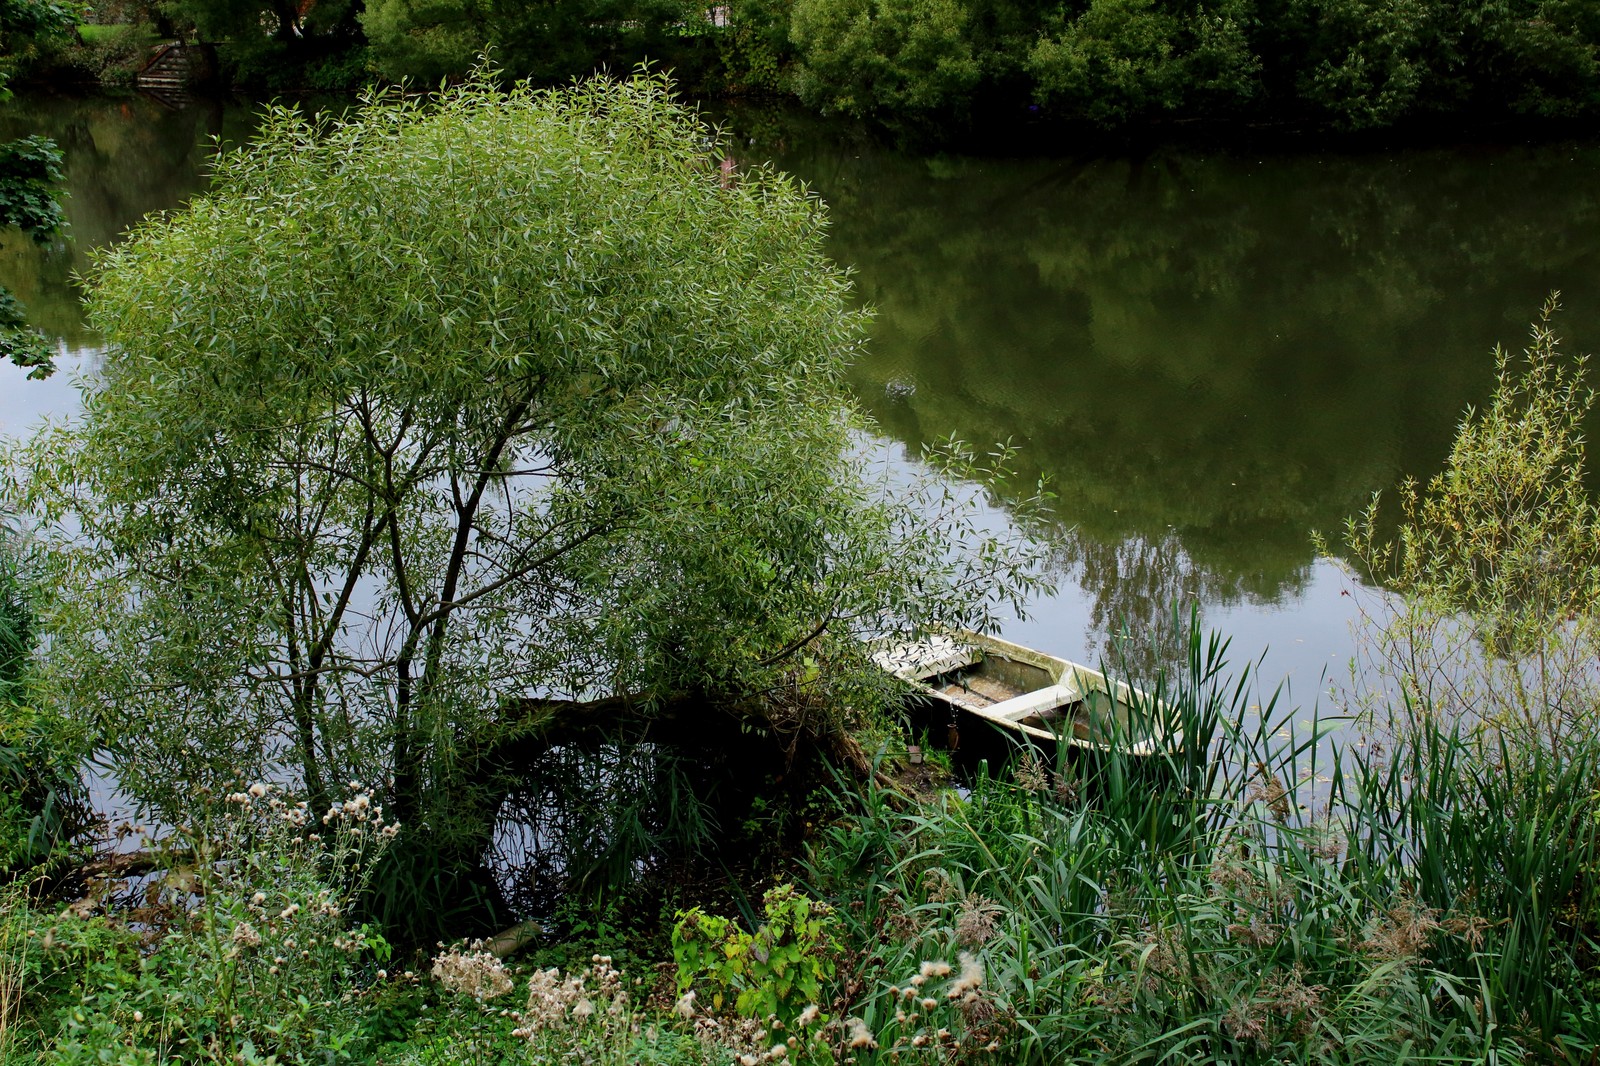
left=803, top=626, right=1600, bottom=1064
left=3, top=622, right=1595, bottom=1063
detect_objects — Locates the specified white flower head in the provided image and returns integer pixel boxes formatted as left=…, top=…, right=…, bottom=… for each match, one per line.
left=948, top=952, right=984, bottom=998
left=846, top=1017, right=877, bottom=1049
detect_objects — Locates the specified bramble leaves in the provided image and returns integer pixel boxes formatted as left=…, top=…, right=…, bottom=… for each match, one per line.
left=672, top=884, right=837, bottom=1026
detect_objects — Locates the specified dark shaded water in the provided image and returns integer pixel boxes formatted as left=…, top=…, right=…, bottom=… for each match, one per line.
left=3, top=91, right=1599, bottom=700
left=721, top=107, right=1600, bottom=694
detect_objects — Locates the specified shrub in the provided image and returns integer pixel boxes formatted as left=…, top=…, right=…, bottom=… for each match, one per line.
left=673, top=884, right=837, bottom=1026
left=1342, top=296, right=1600, bottom=754
left=45, top=784, right=395, bottom=1065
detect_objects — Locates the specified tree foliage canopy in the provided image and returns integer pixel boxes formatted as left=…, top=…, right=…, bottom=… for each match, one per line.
left=758, top=0, right=1600, bottom=132
left=157, top=0, right=364, bottom=85
left=360, top=0, right=704, bottom=85
left=9, top=73, right=1046, bottom=829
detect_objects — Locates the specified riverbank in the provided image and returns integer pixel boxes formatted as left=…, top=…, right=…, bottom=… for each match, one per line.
left=6, top=634, right=1600, bottom=1064
left=3, top=68, right=1600, bottom=1065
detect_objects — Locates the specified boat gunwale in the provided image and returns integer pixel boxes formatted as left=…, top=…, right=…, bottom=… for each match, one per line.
left=879, top=630, right=1180, bottom=756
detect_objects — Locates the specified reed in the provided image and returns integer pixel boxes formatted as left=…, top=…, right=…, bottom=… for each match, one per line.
left=807, top=619, right=1600, bottom=1063
left=0, top=886, right=25, bottom=1064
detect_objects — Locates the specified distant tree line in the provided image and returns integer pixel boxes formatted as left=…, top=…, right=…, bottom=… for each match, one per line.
left=15, top=0, right=1600, bottom=134
left=353, top=0, right=1600, bottom=136
left=777, top=0, right=1600, bottom=133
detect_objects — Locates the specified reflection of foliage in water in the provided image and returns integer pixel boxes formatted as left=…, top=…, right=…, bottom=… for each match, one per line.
left=490, top=742, right=717, bottom=920
left=723, top=103, right=1600, bottom=672
left=1053, top=530, right=1265, bottom=679
left=0, top=94, right=261, bottom=344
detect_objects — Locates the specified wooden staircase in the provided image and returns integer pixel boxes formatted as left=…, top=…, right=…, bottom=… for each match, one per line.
left=135, top=43, right=196, bottom=108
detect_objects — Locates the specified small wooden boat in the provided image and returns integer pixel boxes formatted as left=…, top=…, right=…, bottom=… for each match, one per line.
left=872, top=631, right=1177, bottom=755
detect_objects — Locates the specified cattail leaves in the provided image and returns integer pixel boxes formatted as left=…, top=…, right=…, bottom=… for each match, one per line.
left=808, top=619, right=1600, bottom=1060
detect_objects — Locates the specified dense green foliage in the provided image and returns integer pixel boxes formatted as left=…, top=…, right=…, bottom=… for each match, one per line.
left=776, top=0, right=1600, bottom=133
left=46, top=797, right=393, bottom=1064
left=3, top=786, right=394, bottom=1064
left=346, top=0, right=1600, bottom=137
left=360, top=0, right=705, bottom=86
left=152, top=0, right=363, bottom=88
left=0, top=530, right=83, bottom=879
left=4, top=0, right=1590, bottom=134
left=0, top=0, right=78, bottom=81
left=23, top=0, right=1599, bottom=134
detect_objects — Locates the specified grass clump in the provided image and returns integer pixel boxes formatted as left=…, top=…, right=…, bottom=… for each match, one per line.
left=795, top=623, right=1600, bottom=1063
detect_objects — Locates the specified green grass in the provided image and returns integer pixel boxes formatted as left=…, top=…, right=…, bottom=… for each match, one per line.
left=800, top=622, right=1600, bottom=1063
left=76, top=23, right=160, bottom=48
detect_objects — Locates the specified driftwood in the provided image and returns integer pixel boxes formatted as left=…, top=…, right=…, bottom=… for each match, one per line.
left=76, top=847, right=196, bottom=882
left=483, top=919, right=545, bottom=959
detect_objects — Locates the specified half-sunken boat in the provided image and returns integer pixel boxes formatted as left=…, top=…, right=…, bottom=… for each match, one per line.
left=872, top=631, right=1176, bottom=755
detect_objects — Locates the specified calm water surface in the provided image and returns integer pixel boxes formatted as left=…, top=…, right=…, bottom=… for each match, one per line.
left=4, top=92, right=1599, bottom=704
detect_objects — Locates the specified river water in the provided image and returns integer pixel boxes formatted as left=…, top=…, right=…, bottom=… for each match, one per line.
left=3, top=90, right=1599, bottom=709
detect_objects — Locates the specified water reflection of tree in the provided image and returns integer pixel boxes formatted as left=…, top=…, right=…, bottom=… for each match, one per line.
left=726, top=104, right=1600, bottom=611
left=0, top=94, right=256, bottom=344
left=1045, top=526, right=1307, bottom=680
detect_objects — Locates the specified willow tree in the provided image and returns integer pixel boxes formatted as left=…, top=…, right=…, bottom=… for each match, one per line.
left=9, top=74, right=1046, bottom=841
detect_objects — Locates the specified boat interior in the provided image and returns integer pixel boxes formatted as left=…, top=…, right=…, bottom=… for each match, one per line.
left=875, top=631, right=1164, bottom=750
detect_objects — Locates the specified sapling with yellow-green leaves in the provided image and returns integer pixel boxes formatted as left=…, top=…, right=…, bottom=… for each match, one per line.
left=1342, top=295, right=1600, bottom=754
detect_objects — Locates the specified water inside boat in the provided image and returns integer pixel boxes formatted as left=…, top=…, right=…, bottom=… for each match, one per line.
left=933, top=652, right=1056, bottom=710
left=1015, top=689, right=1123, bottom=742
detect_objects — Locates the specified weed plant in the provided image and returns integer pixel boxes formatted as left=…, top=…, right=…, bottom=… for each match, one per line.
left=26, top=784, right=396, bottom=1065
left=803, top=622, right=1600, bottom=1064
left=386, top=948, right=739, bottom=1065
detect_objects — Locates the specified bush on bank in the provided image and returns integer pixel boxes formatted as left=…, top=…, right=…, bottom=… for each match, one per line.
left=348, top=0, right=1600, bottom=138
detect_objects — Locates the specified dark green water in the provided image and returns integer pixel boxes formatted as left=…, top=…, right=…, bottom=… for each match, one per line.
left=3, top=91, right=1598, bottom=695
left=721, top=107, right=1600, bottom=691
